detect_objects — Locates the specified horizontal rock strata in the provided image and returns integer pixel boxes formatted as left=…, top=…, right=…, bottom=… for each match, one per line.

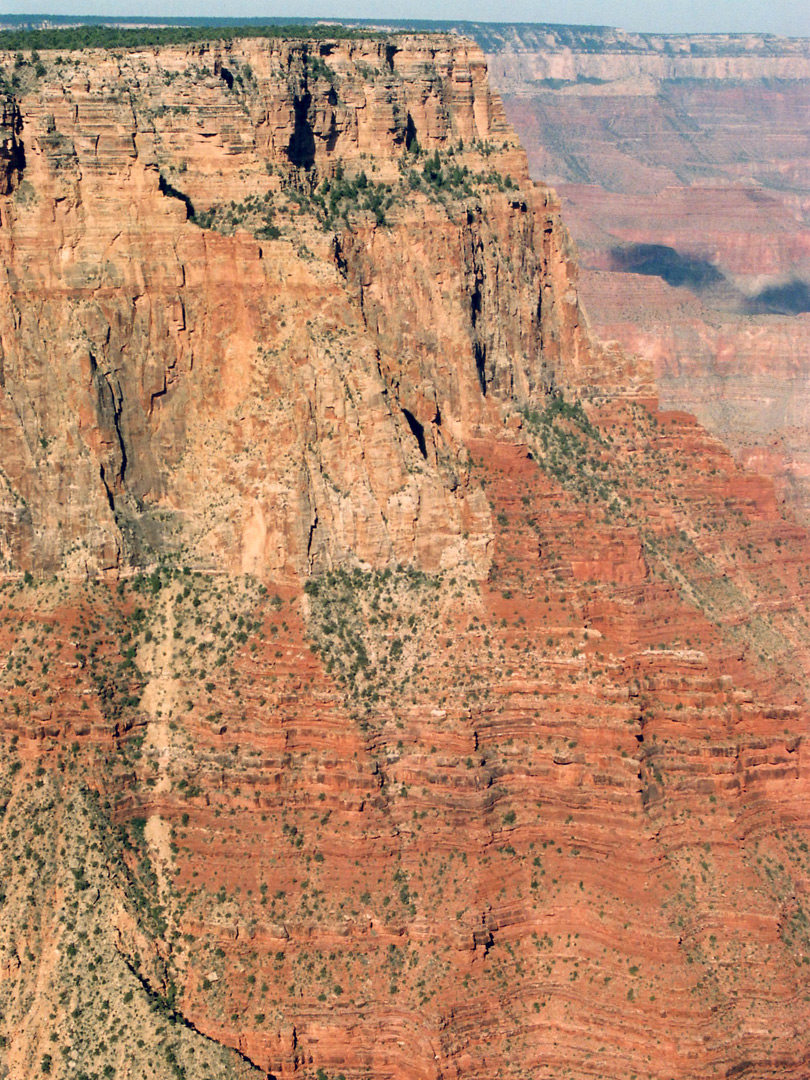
left=0, top=31, right=808, bottom=1080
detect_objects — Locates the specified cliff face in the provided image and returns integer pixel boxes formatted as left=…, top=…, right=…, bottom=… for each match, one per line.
left=1, top=32, right=810, bottom=1080
left=478, top=24, right=810, bottom=520
left=0, top=35, right=615, bottom=581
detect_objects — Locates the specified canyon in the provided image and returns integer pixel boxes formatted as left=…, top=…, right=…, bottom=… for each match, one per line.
left=474, top=23, right=810, bottom=520
left=0, top=27, right=808, bottom=1080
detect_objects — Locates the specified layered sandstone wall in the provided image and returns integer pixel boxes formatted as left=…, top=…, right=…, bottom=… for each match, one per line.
left=0, top=31, right=809, bottom=1080
left=0, top=35, right=623, bottom=580
left=488, top=38, right=810, bottom=90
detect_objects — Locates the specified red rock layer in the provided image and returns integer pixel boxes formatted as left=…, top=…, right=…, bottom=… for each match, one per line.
left=2, top=392, right=810, bottom=1080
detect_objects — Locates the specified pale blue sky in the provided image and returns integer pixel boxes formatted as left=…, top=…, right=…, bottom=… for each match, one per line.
left=3, top=1, right=809, bottom=37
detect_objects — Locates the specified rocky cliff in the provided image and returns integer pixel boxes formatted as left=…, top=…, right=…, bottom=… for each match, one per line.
left=0, top=33, right=620, bottom=582
left=0, top=31, right=809, bottom=1080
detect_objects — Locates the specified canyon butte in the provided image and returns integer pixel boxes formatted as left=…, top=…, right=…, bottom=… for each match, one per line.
left=0, top=26, right=809, bottom=1080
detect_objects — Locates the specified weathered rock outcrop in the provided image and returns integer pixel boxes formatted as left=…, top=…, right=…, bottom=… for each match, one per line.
left=0, top=98, right=23, bottom=193
left=0, top=35, right=618, bottom=580
left=0, top=31, right=809, bottom=1080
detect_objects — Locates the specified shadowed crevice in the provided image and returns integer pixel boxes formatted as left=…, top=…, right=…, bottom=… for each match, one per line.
left=402, top=408, right=427, bottom=458
left=287, top=93, right=316, bottom=169
left=158, top=173, right=194, bottom=219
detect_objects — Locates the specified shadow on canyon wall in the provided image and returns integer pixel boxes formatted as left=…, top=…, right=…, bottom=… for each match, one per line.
left=609, top=243, right=810, bottom=315
left=745, top=279, right=810, bottom=316
left=609, top=243, right=724, bottom=291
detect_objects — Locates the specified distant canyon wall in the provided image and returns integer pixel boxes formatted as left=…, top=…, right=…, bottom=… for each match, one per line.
left=479, top=23, right=810, bottom=518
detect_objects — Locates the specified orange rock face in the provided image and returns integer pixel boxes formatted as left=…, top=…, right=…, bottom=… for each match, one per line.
left=0, top=33, right=598, bottom=581
left=0, top=32, right=809, bottom=1080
